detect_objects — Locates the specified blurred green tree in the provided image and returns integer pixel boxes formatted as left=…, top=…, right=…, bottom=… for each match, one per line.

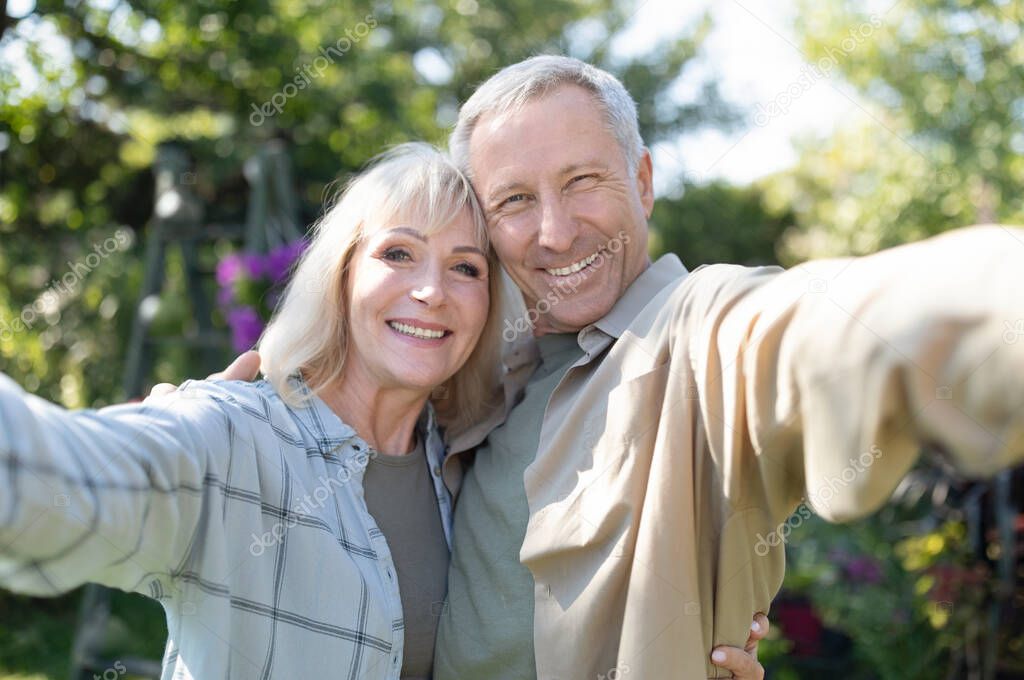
left=649, top=179, right=794, bottom=266
left=0, top=0, right=737, bottom=408
left=765, top=0, right=1024, bottom=262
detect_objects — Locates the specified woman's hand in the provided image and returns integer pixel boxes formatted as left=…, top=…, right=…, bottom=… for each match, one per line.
left=149, top=351, right=262, bottom=397
left=710, top=612, right=769, bottom=679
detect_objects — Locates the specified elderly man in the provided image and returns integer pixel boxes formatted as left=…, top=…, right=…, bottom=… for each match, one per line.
left=208, top=56, right=1024, bottom=679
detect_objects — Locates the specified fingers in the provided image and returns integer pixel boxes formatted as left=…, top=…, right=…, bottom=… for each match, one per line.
left=710, top=645, right=765, bottom=680
left=744, top=612, right=770, bottom=652
left=149, top=383, right=178, bottom=398
left=208, top=350, right=261, bottom=382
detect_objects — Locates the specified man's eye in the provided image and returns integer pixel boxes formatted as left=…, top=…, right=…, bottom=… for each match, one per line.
left=454, top=262, right=481, bottom=278
left=568, top=174, right=597, bottom=187
left=382, top=247, right=411, bottom=262
left=501, top=193, right=528, bottom=207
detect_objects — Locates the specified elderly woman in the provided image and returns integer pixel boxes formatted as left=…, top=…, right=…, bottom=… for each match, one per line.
left=0, top=143, right=504, bottom=680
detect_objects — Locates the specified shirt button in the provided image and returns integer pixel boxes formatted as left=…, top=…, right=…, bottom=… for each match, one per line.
left=432, top=465, right=441, bottom=476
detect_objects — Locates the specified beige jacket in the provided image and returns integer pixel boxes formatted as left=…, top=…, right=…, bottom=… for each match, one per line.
left=443, top=225, right=1024, bottom=679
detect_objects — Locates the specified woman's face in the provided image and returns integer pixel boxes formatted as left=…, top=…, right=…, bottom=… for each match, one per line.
left=344, top=208, right=490, bottom=394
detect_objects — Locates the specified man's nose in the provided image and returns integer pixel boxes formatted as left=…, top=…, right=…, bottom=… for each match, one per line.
left=537, top=196, right=578, bottom=252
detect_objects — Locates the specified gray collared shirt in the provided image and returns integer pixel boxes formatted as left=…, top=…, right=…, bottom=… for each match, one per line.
left=0, top=373, right=452, bottom=680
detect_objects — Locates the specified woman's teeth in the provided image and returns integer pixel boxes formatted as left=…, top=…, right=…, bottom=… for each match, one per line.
left=545, top=251, right=601, bottom=276
left=388, top=321, right=446, bottom=339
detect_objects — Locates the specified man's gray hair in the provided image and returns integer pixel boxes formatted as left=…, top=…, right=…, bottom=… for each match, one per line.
left=449, top=55, right=645, bottom=177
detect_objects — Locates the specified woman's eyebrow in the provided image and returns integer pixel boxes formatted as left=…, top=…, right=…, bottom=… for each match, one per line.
left=453, top=245, right=486, bottom=257
left=382, top=228, right=483, bottom=257
left=382, top=226, right=427, bottom=241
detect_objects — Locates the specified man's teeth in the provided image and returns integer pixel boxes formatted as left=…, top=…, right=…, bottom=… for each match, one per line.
left=545, top=251, right=601, bottom=276
left=388, top=321, right=446, bottom=339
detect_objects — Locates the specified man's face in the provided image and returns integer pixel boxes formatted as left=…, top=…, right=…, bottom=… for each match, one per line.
left=467, top=85, right=654, bottom=335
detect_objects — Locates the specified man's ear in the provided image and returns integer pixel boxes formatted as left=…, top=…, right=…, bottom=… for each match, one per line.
left=636, top=148, right=654, bottom=219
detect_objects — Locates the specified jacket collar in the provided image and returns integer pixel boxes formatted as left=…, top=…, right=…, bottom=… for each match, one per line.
left=592, top=254, right=688, bottom=340
left=283, top=373, right=439, bottom=461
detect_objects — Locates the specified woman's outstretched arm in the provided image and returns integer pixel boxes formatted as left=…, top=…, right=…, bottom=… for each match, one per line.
left=0, top=372, right=229, bottom=596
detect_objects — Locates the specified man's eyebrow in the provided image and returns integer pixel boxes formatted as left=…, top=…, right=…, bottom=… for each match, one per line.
left=487, top=182, right=528, bottom=205
left=485, top=161, right=612, bottom=205
left=558, top=160, right=608, bottom=175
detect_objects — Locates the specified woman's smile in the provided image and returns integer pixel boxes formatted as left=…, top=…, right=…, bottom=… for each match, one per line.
left=386, top=318, right=454, bottom=345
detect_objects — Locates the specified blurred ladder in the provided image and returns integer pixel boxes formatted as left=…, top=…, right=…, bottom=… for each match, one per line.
left=68, top=139, right=303, bottom=680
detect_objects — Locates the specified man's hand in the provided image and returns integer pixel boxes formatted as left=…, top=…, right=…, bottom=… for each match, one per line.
left=710, top=612, right=769, bottom=679
left=149, top=351, right=262, bottom=398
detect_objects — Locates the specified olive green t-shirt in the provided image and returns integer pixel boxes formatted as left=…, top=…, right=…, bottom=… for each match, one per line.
left=363, top=436, right=449, bottom=680
left=435, top=332, right=584, bottom=679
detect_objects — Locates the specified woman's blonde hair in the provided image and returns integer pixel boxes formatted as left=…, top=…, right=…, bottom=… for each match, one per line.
left=259, top=142, right=503, bottom=435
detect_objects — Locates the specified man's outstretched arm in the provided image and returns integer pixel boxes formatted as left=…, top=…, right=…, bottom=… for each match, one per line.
left=691, top=224, right=1024, bottom=525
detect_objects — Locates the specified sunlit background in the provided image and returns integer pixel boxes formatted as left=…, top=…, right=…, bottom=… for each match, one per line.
left=1, top=0, right=1022, bottom=678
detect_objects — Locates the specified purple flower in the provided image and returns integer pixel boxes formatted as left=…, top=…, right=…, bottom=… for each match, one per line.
left=266, top=240, right=307, bottom=282
left=242, top=253, right=268, bottom=279
left=217, top=285, right=235, bottom=308
left=843, top=556, right=884, bottom=585
left=216, top=254, right=245, bottom=286
left=226, top=305, right=264, bottom=352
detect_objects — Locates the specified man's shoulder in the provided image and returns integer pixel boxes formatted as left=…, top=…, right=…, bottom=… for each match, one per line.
left=661, top=262, right=784, bottom=313
left=614, top=262, right=784, bottom=350
left=684, top=261, right=783, bottom=290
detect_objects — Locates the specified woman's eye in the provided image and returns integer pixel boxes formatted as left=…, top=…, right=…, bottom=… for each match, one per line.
left=382, top=247, right=411, bottom=262
left=454, top=262, right=481, bottom=278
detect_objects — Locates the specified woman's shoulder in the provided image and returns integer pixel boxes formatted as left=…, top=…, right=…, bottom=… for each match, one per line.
left=174, top=377, right=278, bottom=408
left=171, top=378, right=303, bottom=438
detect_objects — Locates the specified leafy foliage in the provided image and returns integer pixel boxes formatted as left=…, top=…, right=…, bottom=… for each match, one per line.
left=767, top=0, right=1024, bottom=261
left=0, top=0, right=735, bottom=408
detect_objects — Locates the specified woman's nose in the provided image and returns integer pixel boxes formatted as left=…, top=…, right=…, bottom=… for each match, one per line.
left=410, top=269, right=447, bottom=306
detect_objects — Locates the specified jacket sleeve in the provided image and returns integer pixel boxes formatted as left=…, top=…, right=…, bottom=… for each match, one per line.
left=689, top=225, right=1024, bottom=525
left=0, top=373, right=230, bottom=595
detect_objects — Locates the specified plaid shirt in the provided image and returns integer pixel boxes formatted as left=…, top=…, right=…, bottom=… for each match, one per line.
left=0, top=372, right=453, bottom=680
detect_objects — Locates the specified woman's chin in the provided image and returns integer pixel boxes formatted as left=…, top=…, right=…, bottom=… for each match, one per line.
left=382, top=365, right=454, bottom=394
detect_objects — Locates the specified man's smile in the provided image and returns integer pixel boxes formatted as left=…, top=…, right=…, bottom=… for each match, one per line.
left=543, top=250, right=604, bottom=277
